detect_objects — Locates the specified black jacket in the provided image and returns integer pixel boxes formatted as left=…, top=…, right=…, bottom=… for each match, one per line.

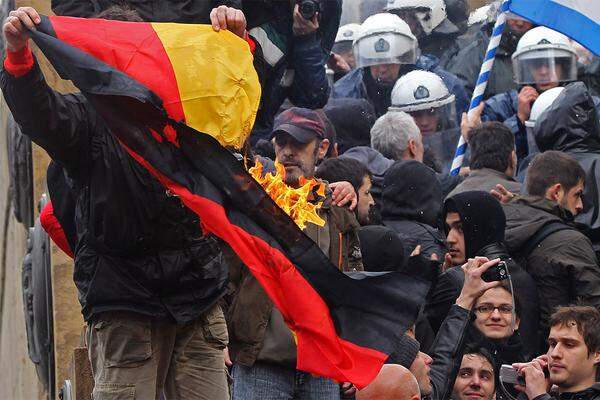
left=466, top=326, right=531, bottom=400
left=534, top=82, right=600, bottom=250
left=428, top=304, right=473, bottom=400
left=382, top=161, right=447, bottom=260
left=52, top=0, right=240, bottom=22
left=535, top=383, right=600, bottom=400
left=2, top=60, right=227, bottom=323
left=246, top=0, right=341, bottom=143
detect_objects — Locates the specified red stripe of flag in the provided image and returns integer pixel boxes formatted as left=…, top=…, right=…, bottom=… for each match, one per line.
left=119, top=142, right=388, bottom=389
left=49, top=16, right=185, bottom=127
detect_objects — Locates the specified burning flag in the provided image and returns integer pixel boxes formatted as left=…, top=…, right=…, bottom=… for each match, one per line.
left=248, top=160, right=326, bottom=230
left=26, top=16, right=436, bottom=388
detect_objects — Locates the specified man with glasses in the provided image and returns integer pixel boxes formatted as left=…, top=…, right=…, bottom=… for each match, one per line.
left=425, top=191, right=539, bottom=355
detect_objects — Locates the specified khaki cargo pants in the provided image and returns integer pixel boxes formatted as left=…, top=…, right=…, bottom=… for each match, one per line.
left=87, top=304, right=229, bottom=400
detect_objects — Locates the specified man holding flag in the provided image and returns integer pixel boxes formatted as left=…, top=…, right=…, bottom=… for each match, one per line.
left=2, top=5, right=247, bottom=400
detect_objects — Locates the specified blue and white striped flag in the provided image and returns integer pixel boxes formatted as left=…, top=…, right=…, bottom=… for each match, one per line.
left=510, top=0, right=600, bottom=56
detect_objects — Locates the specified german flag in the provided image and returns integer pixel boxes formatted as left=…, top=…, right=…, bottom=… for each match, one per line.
left=29, top=16, right=435, bottom=389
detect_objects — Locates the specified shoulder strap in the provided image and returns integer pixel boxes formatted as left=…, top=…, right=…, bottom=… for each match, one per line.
left=520, top=221, right=575, bottom=258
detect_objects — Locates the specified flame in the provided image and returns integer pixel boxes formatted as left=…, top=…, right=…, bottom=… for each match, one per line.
left=248, top=160, right=326, bottom=230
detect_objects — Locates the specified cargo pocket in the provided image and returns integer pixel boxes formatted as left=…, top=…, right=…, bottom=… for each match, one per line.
left=202, top=305, right=229, bottom=349
left=94, top=315, right=152, bottom=368
left=92, top=383, right=135, bottom=400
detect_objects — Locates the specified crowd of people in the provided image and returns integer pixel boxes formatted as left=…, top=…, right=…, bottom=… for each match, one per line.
left=3, top=0, right=600, bottom=399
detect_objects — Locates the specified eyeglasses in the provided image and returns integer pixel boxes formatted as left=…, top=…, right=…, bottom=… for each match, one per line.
left=474, top=304, right=513, bottom=315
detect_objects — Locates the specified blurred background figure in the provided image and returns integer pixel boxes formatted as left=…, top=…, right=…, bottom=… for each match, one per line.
left=385, top=0, right=464, bottom=62
left=332, top=12, right=468, bottom=119
left=328, top=22, right=361, bottom=82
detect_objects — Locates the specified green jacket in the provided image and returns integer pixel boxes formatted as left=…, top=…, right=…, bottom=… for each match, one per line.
left=224, top=194, right=363, bottom=367
left=503, top=196, right=600, bottom=343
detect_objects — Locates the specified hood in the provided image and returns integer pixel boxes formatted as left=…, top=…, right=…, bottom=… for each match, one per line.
left=358, top=225, right=405, bottom=272
left=503, top=196, right=573, bottom=252
left=325, top=98, right=376, bottom=154
left=534, top=82, right=600, bottom=153
left=444, top=191, right=506, bottom=259
left=381, top=160, right=442, bottom=226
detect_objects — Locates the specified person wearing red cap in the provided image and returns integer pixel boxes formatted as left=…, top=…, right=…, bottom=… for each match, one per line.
left=226, top=107, right=364, bottom=400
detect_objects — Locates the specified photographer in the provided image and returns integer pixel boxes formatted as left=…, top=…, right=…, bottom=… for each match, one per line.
left=245, top=0, right=341, bottom=145
left=510, top=306, right=600, bottom=400
left=384, top=257, right=504, bottom=400
left=425, top=191, right=540, bottom=355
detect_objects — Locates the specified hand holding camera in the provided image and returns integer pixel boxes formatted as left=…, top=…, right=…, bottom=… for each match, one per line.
left=508, top=357, right=551, bottom=400
left=292, top=2, right=319, bottom=37
left=455, top=257, right=503, bottom=310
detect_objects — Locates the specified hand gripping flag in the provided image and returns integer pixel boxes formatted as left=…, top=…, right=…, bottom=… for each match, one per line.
left=510, top=0, right=600, bottom=56
left=27, top=16, right=436, bottom=388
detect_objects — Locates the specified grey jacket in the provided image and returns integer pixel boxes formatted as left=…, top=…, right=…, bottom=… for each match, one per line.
left=503, top=196, right=600, bottom=342
left=447, top=168, right=521, bottom=199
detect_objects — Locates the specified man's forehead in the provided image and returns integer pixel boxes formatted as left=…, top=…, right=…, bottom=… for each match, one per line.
left=445, top=212, right=462, bottom=224
left=570, top=181, right=585, bottom=193
left=274, top=132, right=314, bottom=146
left=476, top=287, right=512, bottom=305
left=550, top=321, right=583, bottom=341
left=462, top=354, right=494, bottom=371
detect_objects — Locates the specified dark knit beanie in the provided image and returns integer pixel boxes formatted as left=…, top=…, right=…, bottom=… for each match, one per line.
left=387, top=334, right=420, bottom=368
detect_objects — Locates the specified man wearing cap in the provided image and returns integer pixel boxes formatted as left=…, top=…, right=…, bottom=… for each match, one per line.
left=226, top=107, right=363, bottom=400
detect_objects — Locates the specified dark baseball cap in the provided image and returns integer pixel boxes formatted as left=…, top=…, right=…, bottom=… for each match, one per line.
left=271, top=107, right=326, bottom=143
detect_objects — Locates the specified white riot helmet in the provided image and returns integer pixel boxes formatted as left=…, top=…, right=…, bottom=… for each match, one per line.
left=389, top=70, right=456, bottom=134
left=512, top=27, right=577, bottom=87
left=335, top=23, right=361, bottom=44
left=525, top=86, right=565, bottom=154
left=390, top=70, right=455, bottom=111
left=332, top=23, right=361, bottom=57
left=384, top=0, right=447, bottom=35
left=525, top=86, right=565, bottom=129
left=353, top=13, right=418, bottom=69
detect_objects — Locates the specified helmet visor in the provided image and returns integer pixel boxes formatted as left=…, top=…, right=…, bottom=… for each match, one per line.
left=422, top=127, right=461, bottom=174
left=332, top=40, right=353, bottom=55
left=513, top=48, right=577, bottom=86
left=403, top=101, right=457, bottom=137
left=354, top=32, right=418, bottom=69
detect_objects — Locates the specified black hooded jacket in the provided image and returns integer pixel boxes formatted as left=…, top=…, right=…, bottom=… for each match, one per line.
left=534, top=82, right=600, bottom=249
left=324, top=98, right=376, bottom=155
left=2, top=59, right=227, bottom=324
left=426, top=192, right=540, bottom=353
left=381, top=160, right=446, bottom=259
left=444, top=191, right=505, bottom=260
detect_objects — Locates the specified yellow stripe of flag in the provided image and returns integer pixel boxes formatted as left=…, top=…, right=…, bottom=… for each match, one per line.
left=151, top=23, right=261, bottom=149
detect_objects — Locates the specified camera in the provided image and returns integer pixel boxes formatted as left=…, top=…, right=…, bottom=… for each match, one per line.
left=481, top=261, right=509, bottom=282
left=297, top=0, right=320, bottom=20
left=500, top=365, right=525, bottom=386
